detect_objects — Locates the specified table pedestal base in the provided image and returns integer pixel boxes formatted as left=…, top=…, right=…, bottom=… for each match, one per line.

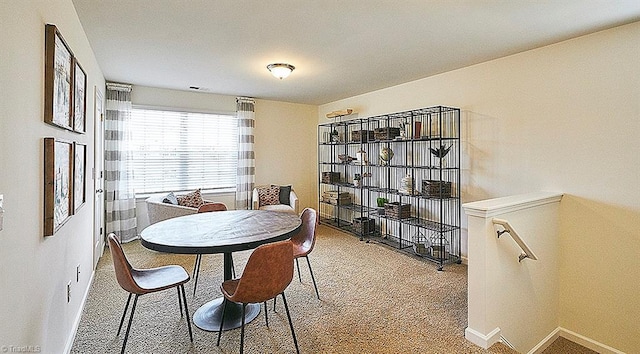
left=193, top=297, right=260, bottom=332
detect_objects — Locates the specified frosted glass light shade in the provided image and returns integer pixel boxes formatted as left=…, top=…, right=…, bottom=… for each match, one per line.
left=267, top=63, right=295, bottom=79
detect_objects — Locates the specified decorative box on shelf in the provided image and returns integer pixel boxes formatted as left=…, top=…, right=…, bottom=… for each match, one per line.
left=353, top=217, right=375, bottom=235
left=422, top=180, right=452, bottom=198
left=384, top=202, right=411, bottom=219
left=351, top=130, right=375, bottom=143
left=374, top=127, right=401, bottom=141
left=321, top=171, right=340, bottom=184
left=322, top=191, right=352, bottom=205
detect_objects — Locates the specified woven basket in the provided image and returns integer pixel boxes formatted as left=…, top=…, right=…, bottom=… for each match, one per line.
left=384, top=202, right=411, bottom=219
left=353, top=217, right=375, bottom=235
left=351, top=130, right=375, bottom=143
left=374, top=127, right=401, bottom=141
left=321, top=172, right=340, bottom=184
left=422, top=180, right=452, bottom=198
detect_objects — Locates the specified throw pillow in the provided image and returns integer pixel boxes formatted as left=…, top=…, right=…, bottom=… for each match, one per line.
left=177, top=189, right=204, bottom=208
left=162, top=192, right=178, bottom=205
left=274, top=185, right=291, bottom=206
left=258, top=186, right=280, bottom=207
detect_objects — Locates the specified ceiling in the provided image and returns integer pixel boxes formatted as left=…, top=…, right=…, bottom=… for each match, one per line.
left=72, top=0, right=640, bottom=105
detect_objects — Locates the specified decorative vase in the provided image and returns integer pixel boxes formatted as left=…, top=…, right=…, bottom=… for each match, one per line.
left=379, top=147, right=394, bottom=165
left=356, top=150, right=368, bottom=165
left=400, top=174, right=414, bottom=194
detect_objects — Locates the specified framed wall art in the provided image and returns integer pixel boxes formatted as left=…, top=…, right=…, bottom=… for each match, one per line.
left=44, top=24, right=74, bottom=131
left=73, top=142, right=87, bottom=212
left=44, top=138, right=74, bottom=236
left=73, top=59, right=87, bottom=133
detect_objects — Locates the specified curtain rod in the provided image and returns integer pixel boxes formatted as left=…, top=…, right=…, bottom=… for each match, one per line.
left=236, top=96, right=255, bottom=103
left=107, top=82, right=132, bottom=92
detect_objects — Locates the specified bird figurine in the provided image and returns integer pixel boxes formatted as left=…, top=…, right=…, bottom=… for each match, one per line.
left=429, top=144, right=452, bottom=158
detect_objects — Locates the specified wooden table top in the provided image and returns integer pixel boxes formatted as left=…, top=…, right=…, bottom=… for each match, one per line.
left=140, top=210, right=301, bottom=254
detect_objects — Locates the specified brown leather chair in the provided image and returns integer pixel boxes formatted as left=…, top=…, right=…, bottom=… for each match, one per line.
left=292, top=207, right=320, bottom=299
left=193, top=202, right=230, bottom=296
left=216, top=240, right=299, bottom=354
left=108, top=233, right=193, bottom=354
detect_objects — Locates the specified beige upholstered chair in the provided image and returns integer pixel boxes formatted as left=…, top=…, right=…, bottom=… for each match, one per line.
left=145, top=193, right=214, bottom=225
left=252, top=185, right=299, bottom=214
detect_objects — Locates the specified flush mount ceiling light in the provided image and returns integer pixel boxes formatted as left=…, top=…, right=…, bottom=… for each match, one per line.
left=267, top=63, right=295, bottom=79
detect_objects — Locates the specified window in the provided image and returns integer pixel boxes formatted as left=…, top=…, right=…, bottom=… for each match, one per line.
left=130, top=108, right=238, bottom=195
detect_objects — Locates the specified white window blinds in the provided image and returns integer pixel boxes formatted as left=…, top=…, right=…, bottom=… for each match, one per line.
left=130, top=108, right=238, bottom=195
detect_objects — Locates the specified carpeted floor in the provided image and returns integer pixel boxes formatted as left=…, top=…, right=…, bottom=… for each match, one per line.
left=71, top=225, right=589, bottom=353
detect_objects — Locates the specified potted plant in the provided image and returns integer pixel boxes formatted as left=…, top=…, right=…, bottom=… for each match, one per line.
left=376, top=197, right=388, bottom=215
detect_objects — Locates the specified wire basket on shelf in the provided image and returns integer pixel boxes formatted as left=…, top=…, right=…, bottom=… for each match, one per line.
left=412, top=231, right=431, bottom=256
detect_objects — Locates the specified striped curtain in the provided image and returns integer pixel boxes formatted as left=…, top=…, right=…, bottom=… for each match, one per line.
left=105, top=83, right=137, bottom=242
left=235, top=97, right=255, bottom=210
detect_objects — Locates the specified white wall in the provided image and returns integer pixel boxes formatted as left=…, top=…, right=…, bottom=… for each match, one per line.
left=319, top=22, right=640, bottom=352
left=131, top=86, right=318, bottom=231
left=0, top=1, right=105, bottom=352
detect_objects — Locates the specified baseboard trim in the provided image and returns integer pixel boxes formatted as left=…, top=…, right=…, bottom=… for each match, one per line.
left=528, top=327, right=624, bottom=354
left=465, top=326, right=501, bottom=349
left=528, top=327, right=561, bottom=354
left=63, top=269, right=96, bottom=354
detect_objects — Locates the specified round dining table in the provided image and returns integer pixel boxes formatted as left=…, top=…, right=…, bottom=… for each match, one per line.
left=140, top=209, right=302, bottom=332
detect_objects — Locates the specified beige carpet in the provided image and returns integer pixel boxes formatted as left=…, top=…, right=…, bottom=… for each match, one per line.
left=71, top=225, right=585, bottom=353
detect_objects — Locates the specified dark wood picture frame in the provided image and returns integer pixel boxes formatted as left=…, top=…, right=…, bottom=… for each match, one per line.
left=44, top=138, right=74, bottom=236
left=44, top=24, right=74, bottom=131
left=73, top=142, right=87, bottom=212
left=72, top=59, right=87, bottom=133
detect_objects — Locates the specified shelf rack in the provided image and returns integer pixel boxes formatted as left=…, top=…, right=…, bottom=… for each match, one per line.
left=318, top=106, right=461, bottom=270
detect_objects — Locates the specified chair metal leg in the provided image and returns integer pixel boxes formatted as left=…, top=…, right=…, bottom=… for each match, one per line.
left=281, top=292, right=300, bottom=354
left=231, top=254, right=236, bottom=278
left=295, top=258, right=302, bottom=282
left=193, top=254, right=202, bottom=296
left=117, top=293, right=132, bottom=336
left=177, top=287, right=183, bottom=316
left=273, top=297, right=277, bottom=312
left=264, top=301, right=269, bottom=326
left=306, top=256, right=320, bottom=299
left=216, top=299, right=227, bottom=346
left=121, top=294, right=139, bottom=354
left=240, top=303, right=246, bottom=354
left=180, top=285, right=193, bottom=342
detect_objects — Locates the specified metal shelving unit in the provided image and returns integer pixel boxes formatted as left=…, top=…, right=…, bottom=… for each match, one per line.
left=318, top=106, right=461, bottom=270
